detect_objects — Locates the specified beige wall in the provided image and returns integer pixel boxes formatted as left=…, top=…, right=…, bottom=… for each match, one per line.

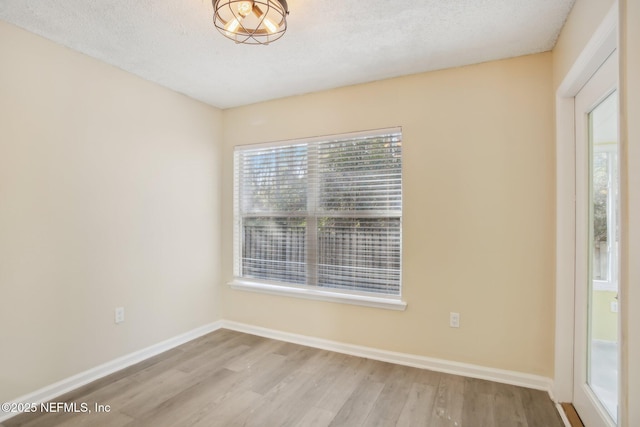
left=222, top=53, right=556, bottom=377
left=0, top=22, right=223, bottom=403
left=592, top=291, right=618, bottom=342
left=620, top=0, right=639, bottom=424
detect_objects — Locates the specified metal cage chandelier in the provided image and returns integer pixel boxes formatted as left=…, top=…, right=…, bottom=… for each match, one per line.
left=213, top=0, right=289, bottom=45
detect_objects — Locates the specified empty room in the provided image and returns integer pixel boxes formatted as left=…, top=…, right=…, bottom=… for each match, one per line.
left=0, top=0, right=638, bottom=426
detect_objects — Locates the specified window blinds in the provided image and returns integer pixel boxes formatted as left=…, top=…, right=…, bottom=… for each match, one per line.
left=234, top=128, right=402, bottom=296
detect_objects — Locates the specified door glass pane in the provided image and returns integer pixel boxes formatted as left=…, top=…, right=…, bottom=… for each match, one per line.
left=588, top=90, right=619, bottom=423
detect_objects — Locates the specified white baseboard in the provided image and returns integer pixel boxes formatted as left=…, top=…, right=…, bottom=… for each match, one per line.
left=220, top=320, right=554, bottom=394
left=0, top=321, right=223, bottom=423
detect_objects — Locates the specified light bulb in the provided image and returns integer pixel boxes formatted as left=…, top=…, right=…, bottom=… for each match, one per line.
left=262, top=17, right=278, bottom=33
left=250, top=4, right=280, bottom=33
left=237, top=1, right=253, bottom=18
left=225, top=17, right=241, bottom=33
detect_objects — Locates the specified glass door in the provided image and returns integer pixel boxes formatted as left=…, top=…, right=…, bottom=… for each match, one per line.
left=589, top=90, right=619, bottom=421
left=574, top=51, right=619, bottom=427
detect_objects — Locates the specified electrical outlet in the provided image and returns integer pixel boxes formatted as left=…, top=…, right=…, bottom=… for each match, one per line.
left=115, top=307, right=125, bottom=324
left=450, top=312, right=460, bottom=328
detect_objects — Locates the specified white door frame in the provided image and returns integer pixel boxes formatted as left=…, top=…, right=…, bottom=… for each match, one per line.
left=573, top=51, right=618, bottom=427
left=554, top=2, right=618, bottom=403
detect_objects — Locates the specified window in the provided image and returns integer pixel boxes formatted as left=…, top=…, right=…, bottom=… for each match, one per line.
left=231, top=128, right=404, bottom=309
left=592, top=143, right=619, bottom=292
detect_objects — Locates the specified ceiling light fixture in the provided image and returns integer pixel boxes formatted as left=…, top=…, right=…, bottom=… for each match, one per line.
left=213, top=0, right=289, bottom=45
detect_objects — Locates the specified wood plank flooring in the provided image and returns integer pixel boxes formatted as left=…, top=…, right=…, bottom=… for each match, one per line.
left=2, top=329, right=564, bottom=427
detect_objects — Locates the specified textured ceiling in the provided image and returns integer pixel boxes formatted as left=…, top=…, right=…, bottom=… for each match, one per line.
left=0, top=0, right=575, bottom=109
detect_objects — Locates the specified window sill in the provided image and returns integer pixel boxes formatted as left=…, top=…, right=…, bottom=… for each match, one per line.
left=228, top=279, right=407, bottom=311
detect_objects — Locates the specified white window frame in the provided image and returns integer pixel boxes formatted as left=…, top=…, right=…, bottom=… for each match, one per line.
left=229, top=128, right=407, bottom=311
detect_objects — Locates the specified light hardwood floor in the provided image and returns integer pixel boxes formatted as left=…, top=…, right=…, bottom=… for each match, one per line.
left=2, top=329, right=564, bottom=427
